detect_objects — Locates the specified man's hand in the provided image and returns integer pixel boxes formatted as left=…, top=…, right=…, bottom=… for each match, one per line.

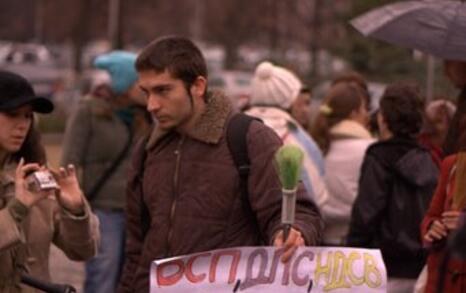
left=424, top=219, right=448, bottom=242
left=51, top=164, right=84, bottom=215
left=273, top=227, right=305, bottom=263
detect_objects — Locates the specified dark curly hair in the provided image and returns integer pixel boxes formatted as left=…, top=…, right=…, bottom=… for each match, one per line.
left=379, top=82, right=424, bottom=138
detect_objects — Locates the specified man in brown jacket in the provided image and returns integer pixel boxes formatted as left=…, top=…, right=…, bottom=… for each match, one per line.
left=118, top=36, right=323, bottom=292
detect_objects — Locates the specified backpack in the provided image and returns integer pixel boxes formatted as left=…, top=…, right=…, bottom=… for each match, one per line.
left=135, top=113, right=260, bottom=239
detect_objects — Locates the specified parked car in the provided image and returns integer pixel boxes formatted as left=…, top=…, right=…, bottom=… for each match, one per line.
left=0, top=43, right=65, bottom=98
left=209, top=70, right=253, bottom=110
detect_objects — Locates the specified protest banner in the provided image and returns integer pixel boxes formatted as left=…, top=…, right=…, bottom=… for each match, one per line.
left=150, top=246, right=387, bottom=292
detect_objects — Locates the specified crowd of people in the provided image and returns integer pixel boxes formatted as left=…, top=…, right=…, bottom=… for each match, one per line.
left=0, top=35, right=465, bottom=293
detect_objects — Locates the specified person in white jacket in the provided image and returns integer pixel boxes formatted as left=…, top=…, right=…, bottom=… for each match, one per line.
left=245, top=61, right=328, bottom=208
left=311, top=82, right=374, bottom=245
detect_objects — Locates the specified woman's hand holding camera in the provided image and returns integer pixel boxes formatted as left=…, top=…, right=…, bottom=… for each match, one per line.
left=15, top=159, right=84, bottom=215
left=51, top=164, right=85, bottom=215
left=15, top=158, right=50, bottom=208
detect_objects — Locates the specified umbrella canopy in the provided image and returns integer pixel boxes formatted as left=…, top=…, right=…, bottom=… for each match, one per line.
left=351, top=0, right=466, bottom=62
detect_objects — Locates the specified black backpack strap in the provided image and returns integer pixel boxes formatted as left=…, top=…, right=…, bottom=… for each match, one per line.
left=226, top=113, right=263, bottom=242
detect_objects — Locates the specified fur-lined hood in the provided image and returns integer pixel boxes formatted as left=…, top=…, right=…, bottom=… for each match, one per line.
left=146, top=90, right=232, bottom=150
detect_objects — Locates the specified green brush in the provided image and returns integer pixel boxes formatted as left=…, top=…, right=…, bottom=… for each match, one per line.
left=275, top=145, right=304, bottom=190
left=274, top=145, right=304, bottom=242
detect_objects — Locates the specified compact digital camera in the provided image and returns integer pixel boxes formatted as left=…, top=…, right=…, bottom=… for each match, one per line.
left=26, top=171, right=58, bottom=192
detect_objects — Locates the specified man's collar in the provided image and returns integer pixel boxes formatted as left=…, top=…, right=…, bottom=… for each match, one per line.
left=146, top=90, right=232, bottom=149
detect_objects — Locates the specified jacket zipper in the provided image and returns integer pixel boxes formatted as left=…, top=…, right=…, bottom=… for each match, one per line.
left=165, top=136, right=184, bottom=256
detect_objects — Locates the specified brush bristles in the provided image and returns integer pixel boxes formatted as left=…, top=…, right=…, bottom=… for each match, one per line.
left=274, top=145, right=304, bottom=190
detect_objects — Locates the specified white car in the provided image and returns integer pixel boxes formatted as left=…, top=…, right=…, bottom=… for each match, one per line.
left=209, top=70, right=252, bottom=110
left=0, top=43, right=65, bottom=97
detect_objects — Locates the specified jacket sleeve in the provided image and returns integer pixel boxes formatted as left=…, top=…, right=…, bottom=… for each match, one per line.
left=347, top=152, right=389, bottom=247
left=61, top=100, right=92, bottom=169
left=420, top=156, right=455, bottom=242
left=0, top=198, right=29, bottom=252
left=118, top=139, right=146, bottom=293
left=246, top=121, right=323, bottom=246
left=52, top=197, right=99, bottom=261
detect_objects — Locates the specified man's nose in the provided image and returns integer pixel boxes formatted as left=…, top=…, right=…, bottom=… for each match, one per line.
left=147, top=96, right=161, bottom=112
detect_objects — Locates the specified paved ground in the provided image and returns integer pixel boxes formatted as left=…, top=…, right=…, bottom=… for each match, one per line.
left=49, top=245, right=85, bottom=292
left=44, top=134, right=86, bottom=292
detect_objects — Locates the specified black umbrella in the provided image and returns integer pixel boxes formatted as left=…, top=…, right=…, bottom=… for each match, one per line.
left=351, top=0, right=466, bottom=62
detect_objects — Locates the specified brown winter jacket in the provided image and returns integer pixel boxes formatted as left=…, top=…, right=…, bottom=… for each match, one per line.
left=0, top=163, right=99, bottom=293
left=118, top=92, right=323, bottom=292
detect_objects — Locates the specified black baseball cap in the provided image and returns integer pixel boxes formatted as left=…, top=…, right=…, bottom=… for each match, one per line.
left=0, top=70, right=54, bottom=113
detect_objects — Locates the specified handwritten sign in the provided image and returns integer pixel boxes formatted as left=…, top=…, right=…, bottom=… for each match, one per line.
left=150, top=247, right=387, bottom=292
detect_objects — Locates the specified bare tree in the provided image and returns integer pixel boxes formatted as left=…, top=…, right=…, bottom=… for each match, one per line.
left=203, top=0, right=264, bottom=69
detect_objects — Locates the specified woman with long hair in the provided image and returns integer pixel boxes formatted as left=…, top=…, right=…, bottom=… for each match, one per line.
left=443, top=60, right=466, bottom=156
left=311, top=82, right=374, bottom=245
left=0, top=70, right=98, bottom=292
left=421, top=117, right=466, bottom=293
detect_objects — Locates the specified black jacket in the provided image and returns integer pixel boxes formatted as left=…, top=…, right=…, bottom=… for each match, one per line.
left=347, top=137, right=439, bottom=278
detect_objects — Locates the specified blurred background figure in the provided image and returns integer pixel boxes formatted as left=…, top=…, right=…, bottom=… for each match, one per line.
left=290, top=86, right=312, bottom=131
left=348, top=82, right=439, bottom=293
left=61, top=51, right=151, bottom=293
left=245, top=61, right=328, bottom=207
left=311, top=82, right=374, bottom=246
left=418, top=98, right=456, bottom=167
left=330, top=71, right=381, bottom=136
left=331, top=71, right=371, bottom=112
left=421, top=117, right=466, bottom=293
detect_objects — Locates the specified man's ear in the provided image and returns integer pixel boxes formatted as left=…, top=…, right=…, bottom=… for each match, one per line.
left=190, top=76, right=207, bottom=99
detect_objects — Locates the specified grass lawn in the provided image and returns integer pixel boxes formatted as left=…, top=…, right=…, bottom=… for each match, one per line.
left=43, top=133, right=63, bottom=168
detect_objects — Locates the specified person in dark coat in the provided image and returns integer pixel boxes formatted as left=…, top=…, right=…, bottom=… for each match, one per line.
left=347, top=82, right=439, bottom=293
left=117, top=36, right=323, bottom=293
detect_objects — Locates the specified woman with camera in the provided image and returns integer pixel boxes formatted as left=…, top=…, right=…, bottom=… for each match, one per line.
left=0, top=70, right=99, bottom=293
